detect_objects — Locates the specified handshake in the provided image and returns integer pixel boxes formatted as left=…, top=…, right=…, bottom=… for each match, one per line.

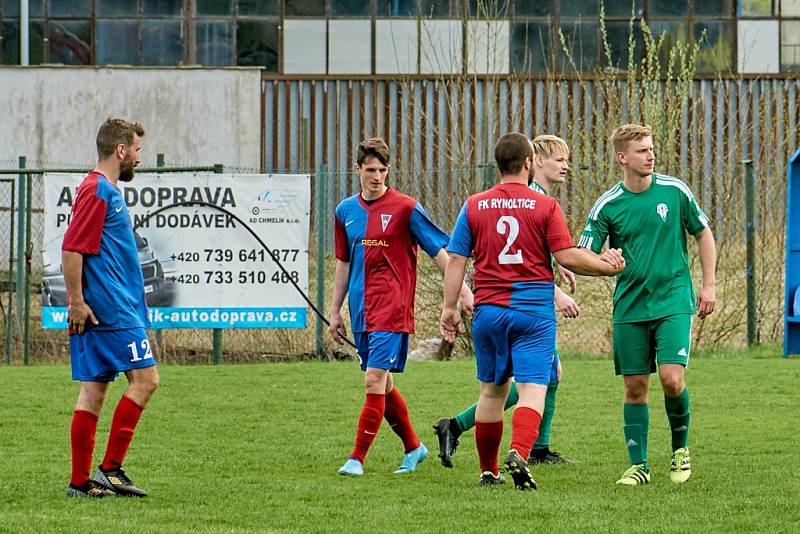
left=598, top=248, right=625, bottom=275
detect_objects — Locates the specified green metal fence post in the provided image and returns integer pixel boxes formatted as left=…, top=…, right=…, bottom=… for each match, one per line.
left=23, top=172, right=32, bottom=365
left=154, top=154, right=165, bottom=350
left=212, top=329, right=223, bottom=365
left=15, top=157, right=25, bottom=336
left=212, top=163, right=224, bottom=364
left=744, top=160, right=757, bottom=346
left=5, top=178, right=15, bottom=365
left=315, top=166, right=327, bottom=358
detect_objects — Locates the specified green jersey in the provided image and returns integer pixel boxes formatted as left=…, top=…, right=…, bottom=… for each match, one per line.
left=577, top=173, right=709, bottom=323
left=530, top=180, right=556, bottom=268
left=530, top=181, right=548, bottom=196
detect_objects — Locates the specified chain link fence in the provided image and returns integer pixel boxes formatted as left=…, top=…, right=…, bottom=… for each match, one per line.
left=0, top=154, right=788, bottom=365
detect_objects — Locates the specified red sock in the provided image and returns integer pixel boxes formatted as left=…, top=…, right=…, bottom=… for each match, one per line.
left=510, top=406, right=542, bottom=461
left=100, top=396, right=144, bottom=471
left=349, top=393, right=386, bottom=464
left=475, top=421, right=503, bottom=475
left=70, top=410, right=98, bottom=488
left=384, top=388, right=420, bottom=452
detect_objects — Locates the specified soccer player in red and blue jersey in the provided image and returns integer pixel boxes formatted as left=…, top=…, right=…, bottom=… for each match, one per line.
left=330, top=138, right=473, bottom=477
left=440, top=133, right=624, bottom=490
left=433, top=135, right=580, bottom=468
left=63, top=119, right=158, bottom=498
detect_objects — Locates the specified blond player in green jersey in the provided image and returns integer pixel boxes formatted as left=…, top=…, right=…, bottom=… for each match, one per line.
left=577, top=124, right=716, bottom=486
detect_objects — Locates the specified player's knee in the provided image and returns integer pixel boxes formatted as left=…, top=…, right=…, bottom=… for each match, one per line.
left=661, top=375, right=684, bottom=397
left=76, top=383, right=109, bottom=413
left=145, top=373, right=160, bottom=393
left=363, top=371, right=387, bottom=393
left=624, top=381, right=648, bottom=403
left=133, top=371, right=160, bottom=394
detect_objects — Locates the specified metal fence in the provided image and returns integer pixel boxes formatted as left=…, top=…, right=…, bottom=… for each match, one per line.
left=259, top=76, right=796, bottom=354
left=1, top=76, right=797, bottom=364
left=0, top=164, right=781, bottom=365
left=263, top=77, right=799, bottom=237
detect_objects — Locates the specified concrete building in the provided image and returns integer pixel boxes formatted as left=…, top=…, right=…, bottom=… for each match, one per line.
left=0, top=1, right=798, bottom=74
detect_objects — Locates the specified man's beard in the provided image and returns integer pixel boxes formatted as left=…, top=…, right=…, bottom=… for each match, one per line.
left=119, top=160, right=136, bottom=182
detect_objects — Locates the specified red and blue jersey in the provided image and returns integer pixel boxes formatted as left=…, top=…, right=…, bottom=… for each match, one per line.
left=62, top=171, right=150, bottom=331
left=334, top=188, right=448, bottom=333
left=448, top=182, right=574, bottom=318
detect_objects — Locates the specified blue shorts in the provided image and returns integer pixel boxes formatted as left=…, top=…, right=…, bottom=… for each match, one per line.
left=353, top=331, right=409, bottom=373
left=472, top=305, right=556, bottom=386
left=70, top=327, right=156, bottom=382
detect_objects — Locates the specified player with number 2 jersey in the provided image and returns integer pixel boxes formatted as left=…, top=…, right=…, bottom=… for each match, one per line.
left=440, top=133, right=623, bottom=490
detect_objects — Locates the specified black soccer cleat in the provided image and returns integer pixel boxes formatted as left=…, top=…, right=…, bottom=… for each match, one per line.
left=503, top=450, right=537, bottom=491
left=528, top=448, right=576, bottom=465
left=479, top=471, right=506, bottom=486
left=432, top=417, right=460, bottom=468
left=93, top=466, right=148, bottom=497
left=67, top=480, right=116, bottom=498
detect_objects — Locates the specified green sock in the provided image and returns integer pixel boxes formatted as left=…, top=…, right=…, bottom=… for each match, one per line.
left=505, top=381, right=520, bottom=409
left=453, top=381, right=520, bottom=433
left=623, top=403, right=649, bottom=470
left=532, top=382, right=558, bottom=450
left=664, top=388, right=691, bottom=451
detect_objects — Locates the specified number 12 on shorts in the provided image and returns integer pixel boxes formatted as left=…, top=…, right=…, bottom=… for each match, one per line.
left=128, top=338, right=154, bottom=362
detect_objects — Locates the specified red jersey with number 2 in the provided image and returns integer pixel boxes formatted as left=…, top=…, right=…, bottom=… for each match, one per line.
left=448, top=182, right=574, bottom=312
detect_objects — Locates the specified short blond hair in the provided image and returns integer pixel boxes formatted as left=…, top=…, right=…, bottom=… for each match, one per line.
left=611, top=124, right=652, bottom=153
left=531, top=135, right=569, bottom=158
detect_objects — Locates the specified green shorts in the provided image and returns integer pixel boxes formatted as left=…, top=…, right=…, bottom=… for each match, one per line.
left=612, top=314, right=693, bottom=376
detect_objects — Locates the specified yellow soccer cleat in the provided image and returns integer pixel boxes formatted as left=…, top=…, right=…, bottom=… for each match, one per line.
left=670, top=447, right=692, bottom=484
left=616, top=464, right=650, bottom=486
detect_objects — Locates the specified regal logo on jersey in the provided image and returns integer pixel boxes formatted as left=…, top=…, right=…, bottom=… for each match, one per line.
left=361, top=239, right=389, bottom=247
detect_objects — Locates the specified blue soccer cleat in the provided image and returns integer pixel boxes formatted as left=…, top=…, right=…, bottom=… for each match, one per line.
left=338, top=458, right=364, bottom=476
left=394, top=443, right=428, bottom=474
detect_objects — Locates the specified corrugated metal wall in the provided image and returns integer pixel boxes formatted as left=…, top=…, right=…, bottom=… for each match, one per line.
left=263, top=77, right=799, bottom=248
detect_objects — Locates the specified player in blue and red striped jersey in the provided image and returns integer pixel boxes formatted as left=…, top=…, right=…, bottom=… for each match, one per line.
left=330, top=138, right=473, bottom=477
left=439, top=133, right=624, bottom=490
left=63, top=119, right=158, bottom=498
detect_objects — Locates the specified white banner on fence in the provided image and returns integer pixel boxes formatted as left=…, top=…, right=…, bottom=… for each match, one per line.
left=41, top=172, right=310, bottom=329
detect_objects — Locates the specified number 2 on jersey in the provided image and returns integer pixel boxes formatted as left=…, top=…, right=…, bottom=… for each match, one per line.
left=496, top=215, right=523, bottom=264
left=128, top=338, right=154, bottom=362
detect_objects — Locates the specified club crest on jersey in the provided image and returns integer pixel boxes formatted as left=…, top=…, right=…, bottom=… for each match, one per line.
left=381, top=213, right=392, bottom=232
left=656, top=203, right=668, bottom=221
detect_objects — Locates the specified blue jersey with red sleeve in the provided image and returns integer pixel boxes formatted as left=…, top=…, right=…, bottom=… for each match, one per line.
left=61, top=171, right=150, bottom=331
left=448, top=182, right=574, bottom=319
left=334, top=188, right=448, bottom=333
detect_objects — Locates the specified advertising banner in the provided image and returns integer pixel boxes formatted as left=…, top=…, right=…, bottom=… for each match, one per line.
left=42, top=172, right=310, bottom=329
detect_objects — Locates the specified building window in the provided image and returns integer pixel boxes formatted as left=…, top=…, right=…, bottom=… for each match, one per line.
left=0, top=0, right=789, bottom=74
left=782, top=20, right=800, bottom=69
left=739, top=0, right=774, bottom=16
left=282, top=18, right=325, bottom=73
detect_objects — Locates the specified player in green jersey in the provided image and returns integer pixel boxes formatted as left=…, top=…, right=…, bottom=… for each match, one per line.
left=577, top=124, right=716, bottom=486
left=433, top=135, right=581, bottom=468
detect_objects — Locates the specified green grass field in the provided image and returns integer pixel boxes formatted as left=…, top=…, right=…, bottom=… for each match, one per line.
left=0, top=348, right=798, bottom=533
